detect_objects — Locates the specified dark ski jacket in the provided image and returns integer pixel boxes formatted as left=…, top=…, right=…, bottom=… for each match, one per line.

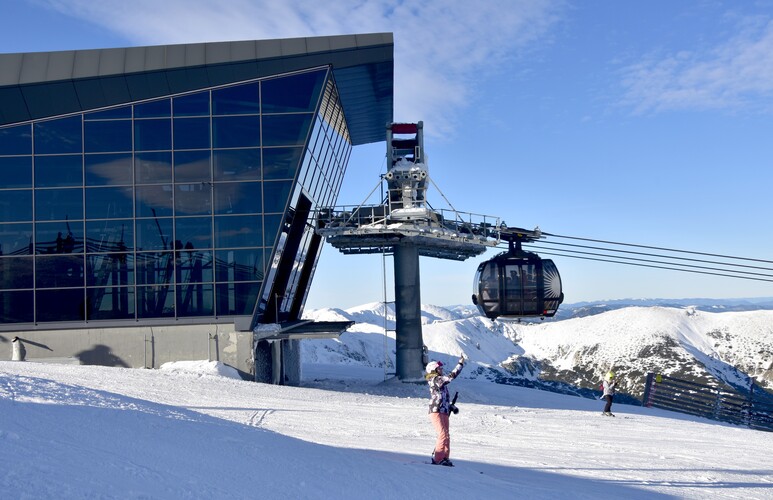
left=427, top=362, right=464, bottom=414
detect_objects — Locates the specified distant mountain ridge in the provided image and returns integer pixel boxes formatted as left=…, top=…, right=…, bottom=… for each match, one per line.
left=303, top=299, right=773, bottom=405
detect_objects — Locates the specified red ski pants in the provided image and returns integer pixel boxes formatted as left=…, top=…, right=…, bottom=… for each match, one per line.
left=430, top=412, right=450, bottom=462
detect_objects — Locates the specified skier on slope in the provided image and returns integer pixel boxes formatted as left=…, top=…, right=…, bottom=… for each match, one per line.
left=602, top=371, right=617, bottom=416
left=426, top=356, right=465, bottom=466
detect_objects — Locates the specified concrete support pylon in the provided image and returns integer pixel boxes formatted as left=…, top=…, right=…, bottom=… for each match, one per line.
left=394, top=243, right=424, bottom=381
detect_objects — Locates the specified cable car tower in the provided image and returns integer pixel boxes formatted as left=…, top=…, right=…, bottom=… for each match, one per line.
left=316, top=121, right=562, bottom=381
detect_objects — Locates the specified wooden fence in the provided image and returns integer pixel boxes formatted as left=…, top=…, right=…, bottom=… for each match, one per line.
left=642, top=373, right=773, bottom=432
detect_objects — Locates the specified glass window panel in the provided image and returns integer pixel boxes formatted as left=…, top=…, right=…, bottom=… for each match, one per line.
left=174, top=150, right=211, bottom=182
left=135, top=184, right=173, bottom=218
left=176, top=283, right=214, bottom=317
left=135, top=151, right=172, bottom=184
left=0, top=124, right=32, bottom=155
left=174, top=91, right=210, bottom=117
left=263, top=214, right=282, bottom=246
left=86, top=219, right=133, bottom=254
left=86, top=286, right=135, bottom=320
left=84, top=153, right=132, bottom=186
left=35, top=221, right=84, bottom=255
left=35, top=288, right=85, bottom=322
left=176, top=249, right=213, bottom=283
left=35, top=188, right=83, bottom=221
left=136, top=251, right=174, bottom=285
left=35, top=255, right=85, bottom=288
left=175, top=217, right=212, bottom=250
left=263, top=180, right=292, bottom=213
left=212, top=82, right=259, bottom=115
left=34, top=154, right=83, bottom=187
left=261, top=70, right=326, bottom=113
left=86, top=186, right=133, bottom=220
left=0, top=290, right=34, bottom=323
left=175, top=184, right=211, bottom=216
left=87, top=253, right=134, bottom=287
left=0, top=222, right=33, bottom=256
left=215, top=248, right=264, bottom=282
left=0, top=256, right=34, bottom=289
left=136, top=284, right=175, bottom=318
left=213, top=148, right=261, bottom=181
left=262, top=147, right=302, bottom=180
left=262, top=114, right=312, bottom=147
left=214, top=215, right=261, bottom=248
left=174, top=117, right=211, bottom=150
left=212, top=115, right=260, bottom=148
left=0, top=156, right=32, bottom=188
left=84, top=120, right=131, bottom=153
left=34, top=116, right=82, bottom=155
left=136, top=217, right=172, bottom=252
left=84, top=106, right=131, bottom=120
left=134, top=119, right=171, bottom=151
left=213, top=181, right=261, bottom=215
left=135, top=99, right=170, bottom=118
left=216, top=282, right=260, bottom=316
left=0, top=189, right=32, bottom=222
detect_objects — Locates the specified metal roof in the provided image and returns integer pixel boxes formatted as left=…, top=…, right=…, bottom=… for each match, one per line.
left=0, top=33, right=393, bottom=145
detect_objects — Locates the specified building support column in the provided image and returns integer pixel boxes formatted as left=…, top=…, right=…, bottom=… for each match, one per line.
left=394, top=243, right=424, bottom=382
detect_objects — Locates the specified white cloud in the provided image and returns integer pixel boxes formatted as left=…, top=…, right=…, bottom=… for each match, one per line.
left=619, top=18, right=773, bottom=114
left=33, top=0, right=561, bottom=138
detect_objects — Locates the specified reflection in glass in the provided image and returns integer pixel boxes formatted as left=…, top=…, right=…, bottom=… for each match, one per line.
left=135, top=185, right=173, bottom=218
left=213, top=116, right=260, bottom=148
left=263, top=181, right=292, bottom=213
left=216, top=282, right=260, bottom=316
left=34, top=116, right=82, bottom=155
left=137, top=285, right=175, bottom=318
left=215, top=248, right=263, bottom=282
left=86, top=219, right=133, bottom=253
left=212, top=82, right=259, bottom=115
left=213, top=148, right=261, bottom=181
left=262, top=148, right=302, bottom=180
left=34, top=155, right=83, bottom=187
left=86, top=286, right=134, bottom=320
left=84, top=120, right=132, bottom=153
left=85, top=153, right=132, bottom=186
left=36, top=289, right=85, bottom=322
left=136, top=151, right=172, bottom=184
left=0, top=223, right=32, bottom=256
left=0, top=190, right=32, bottom=222
left=175, top=183, right=212, bottom=215
left=86, top=251, right=133, bottom=286
left=136, top=252, right=174, bottom=285
left=86, top=187, right=133, bottom=219
left=35, top=221, right=84, bottom=255
left=0, top=124, right=32, bottom=155
left=35, top=188, right=83, bottom=221
left=135, top=99, right=171, bottom=118
left=175, top=217, right=212, bottom=249
left=0, top=290, right=34, bottom=323
left=176, top=283, right=214, bottom=317
left=35, top=255, right=85, bottom=288
left=214, top=215, right=261, bottom=248
left=213, top=181, right=261, bottom=214
left=0, top=156, right=32, bottom=188
left=136, top=218, right=173, bottom=251
left=176, top=249, right=213, bottom=283
left=0, top=257, right=33, bottom=289
left=174, top=91, right=210, bottom=117
left=174, top=118, right=210, bottom=150
left=262, top=69, right=326, bottom=113
left=134, top=119, right=172, bottom=151
left=174, top=150, right=211, bottom=182
left=85, top=107, right=132, bottom=120
left=262, top=114, right=313, bottom=147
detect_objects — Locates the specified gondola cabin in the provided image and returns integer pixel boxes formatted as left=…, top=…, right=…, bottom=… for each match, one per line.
left=472, top=245, right=563, bottom=320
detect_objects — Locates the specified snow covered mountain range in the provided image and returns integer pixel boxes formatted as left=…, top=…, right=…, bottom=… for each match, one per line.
left=303, top=301, right=773, bottom=404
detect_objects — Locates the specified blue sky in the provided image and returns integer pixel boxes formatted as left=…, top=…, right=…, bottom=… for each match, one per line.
left=4, top=0, right=773, bottom=309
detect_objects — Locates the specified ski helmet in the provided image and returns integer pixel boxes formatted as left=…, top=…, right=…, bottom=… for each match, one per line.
left=606, top=371, right=615, bottom=380
left=426, top=361, right=444, bottom=373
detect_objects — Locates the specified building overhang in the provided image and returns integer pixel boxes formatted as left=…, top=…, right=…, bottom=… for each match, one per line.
left=254, top=320, right=354, bottom=341
left=0, top=33, right=394, bottom=145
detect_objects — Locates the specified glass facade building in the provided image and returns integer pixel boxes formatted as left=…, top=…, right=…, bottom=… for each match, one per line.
left=0, top=35, right=393, bottom=333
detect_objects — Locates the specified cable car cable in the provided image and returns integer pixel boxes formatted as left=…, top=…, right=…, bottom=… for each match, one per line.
left=541, top=232, right=773, bottom=265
